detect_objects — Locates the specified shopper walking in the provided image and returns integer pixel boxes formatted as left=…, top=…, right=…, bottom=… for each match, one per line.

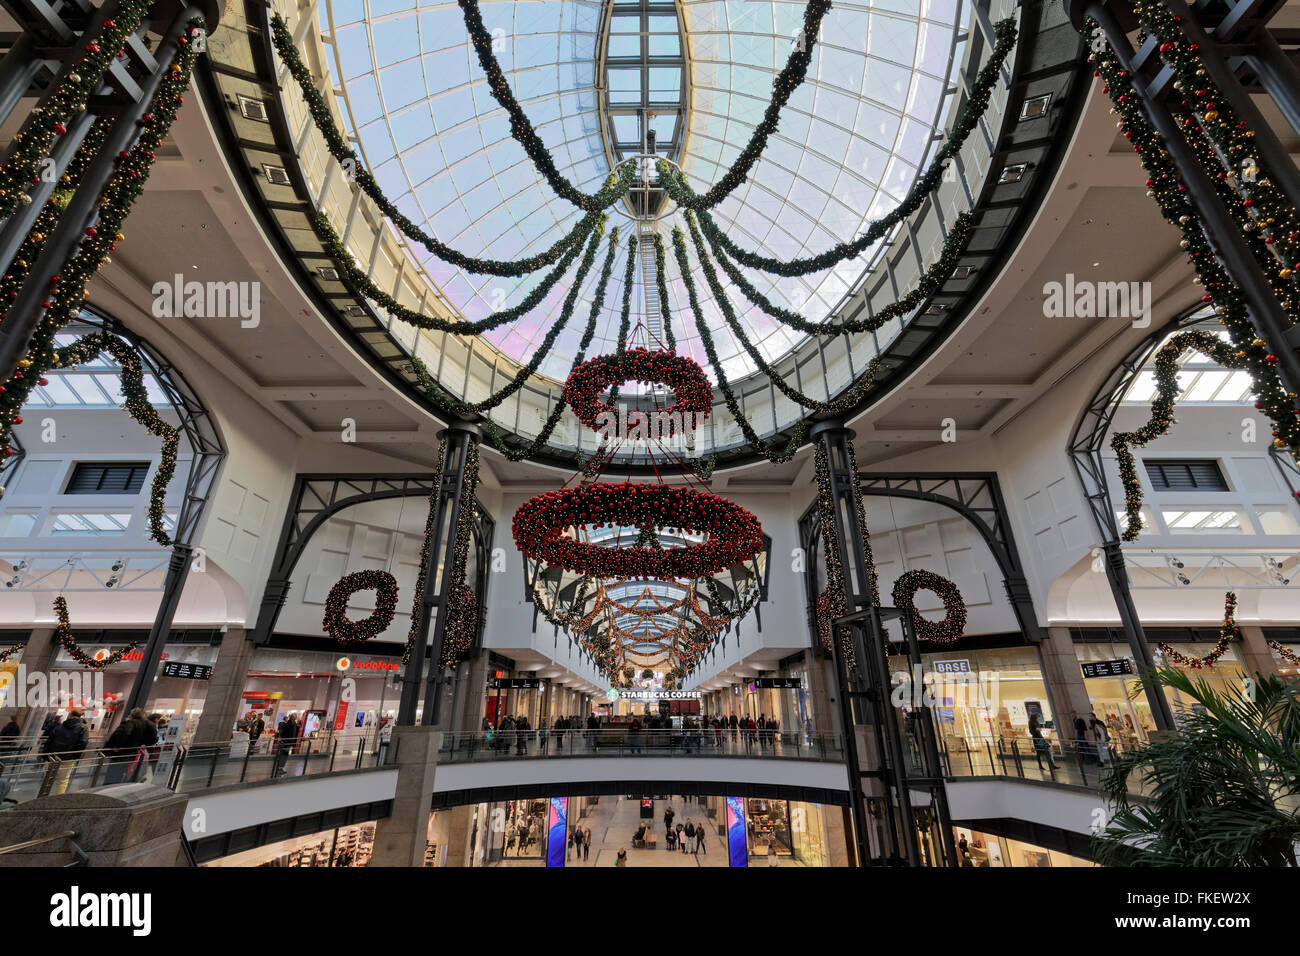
left=1071, top=711, right=1090, bottom=762
left=1027, top=711, right=1057, bottom=772
left=695, top=820, right=707, bottom=855
left=583, top=826, right=592, bottom=861
left=102, top=707, right=159, bottom=783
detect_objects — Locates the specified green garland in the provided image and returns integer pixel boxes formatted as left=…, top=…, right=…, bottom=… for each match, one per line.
left=1132, top=1, right=1300, bottom=308
left=0, top=0, right=153, bottom=220
left=709, top=211, right=976, bottom=337
left=652, top=231, right=676, bottom=351
left=409, top=222, right=609, bottom=418
left=616, top=235, right=637, bottom=353
left=455, top=0, right=634, bottom=213
left=1087, top=20, right=1300, bottom=479
left=682, top=213, right=882, bottom=413
left=269, top=12, right=631, bottom=275
left=402, top=437, right=482, bottom=667
left=312, top=200, right=608, bottom=334
left=1158, top=591, right=1237, bottom=669
left=1268, top=639, right=1300, bottom=667
left=658, top=17, right=1016, bottom=276
left=0, top=24, right=202, bottom=545
left=54, top=595, right=137, bottom=670
left=671, top=225, right=806, bottom=463
left=0, top=119, right=110, bottom=327
left=657, top=0, right=833, bottom=210
left=1110, top=329, right=1249, bottom=541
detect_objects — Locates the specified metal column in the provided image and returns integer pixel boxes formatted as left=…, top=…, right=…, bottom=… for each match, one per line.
left=123, top=544, right=193, bottom=714
left=398, top=424, right=479, bottom=727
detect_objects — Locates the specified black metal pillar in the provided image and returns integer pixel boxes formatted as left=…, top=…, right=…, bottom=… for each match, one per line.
left=398, top=424, right=479, bottom=727
left=1160, top=0, right=1300, bottom=212
left=0, top=33, right=44, bottom=129
left=0, top=3, right=202, bottom=379
left=1245, top=27, right=1300, bottom=141
left=123, top=544, right=193, bottom=714
left=1101, top=541, right=1177, bottom=730
left=1079, top=0, right=1300, bottom=399
left=0, top=111, right=96, bottom=272
left=812, top=420, right=956, bottom=867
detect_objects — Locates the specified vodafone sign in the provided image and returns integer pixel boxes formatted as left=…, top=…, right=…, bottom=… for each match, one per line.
left=335, top=656, right=399, bottom=673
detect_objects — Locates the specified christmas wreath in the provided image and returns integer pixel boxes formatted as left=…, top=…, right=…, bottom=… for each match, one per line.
left=54, top=595, right=138, bottom=669
left=322, top=570, right=399, bottom=644
left=513, top=482, right=763, bottom=579
left=1159, top=591, right=1238, bottom=669
left=563, top=348, right=712, bottom=436
left=891, top=570, right=967, bottom=645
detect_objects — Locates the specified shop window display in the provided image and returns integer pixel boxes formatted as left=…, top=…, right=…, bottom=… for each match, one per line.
left=889, top=645, right=1055, bottom=754
left=953, top=827, right=1093, bottom=868
left=203, top=823, right=377, bottom=868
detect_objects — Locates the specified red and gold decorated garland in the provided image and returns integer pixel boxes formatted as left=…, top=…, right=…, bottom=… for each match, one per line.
left=322, top=570, right=399, bottom=644
left=53, top=595, right=137, bottom=669
left=1158, top=591, right=1238, bottom=669
left=1268, top=640, right=1300, bottom=667
left=513, top=482, right=763, bottom=579
left=0, top=643, right=20, bottom=663
left=891, top=570, right=967, bottom=645
left=563, top=347, right=713, bottom=435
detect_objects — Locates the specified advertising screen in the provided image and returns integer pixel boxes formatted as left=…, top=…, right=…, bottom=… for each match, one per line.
left=546, top=797, right=568, bottom=868
left=726, top=796, right=747, bottom=867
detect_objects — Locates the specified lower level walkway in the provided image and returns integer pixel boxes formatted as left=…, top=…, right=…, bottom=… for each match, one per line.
left=490, top=793, right=804, bottom=867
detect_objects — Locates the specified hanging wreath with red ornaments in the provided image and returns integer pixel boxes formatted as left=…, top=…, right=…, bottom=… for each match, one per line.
left=1159, top=591, right=1238, bottom=669
left=513, top=482, right=763, bottom=579
left=322, top=570, right=399, bottom=644
left=564, top=348, right=713, bottom=435
left=54, top=595, right=138, bottom=669
left=891, top=570, right=967, bottom=645
left=1268, top=639, right=1300, bottom=667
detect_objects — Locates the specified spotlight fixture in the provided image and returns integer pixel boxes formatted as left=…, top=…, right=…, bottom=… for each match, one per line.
left=998, top=163, right=1027, bottom=184
left=317, top=266, right=340, bottom=281
left=237, top=94, right=269, bottom=122
left=1019, top=93, right=1051, bottom=121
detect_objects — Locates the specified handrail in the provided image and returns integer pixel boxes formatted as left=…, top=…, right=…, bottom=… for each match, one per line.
left=0, top=829, right=77, bottom=855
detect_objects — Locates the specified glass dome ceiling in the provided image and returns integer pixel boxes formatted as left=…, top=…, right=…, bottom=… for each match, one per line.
left=319, top=0, right=963, bottom=383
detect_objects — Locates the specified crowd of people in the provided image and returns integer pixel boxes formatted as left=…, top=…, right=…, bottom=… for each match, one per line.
left=624, top=803, right=709, bottom=862
left=480, top=711, right=787, bottom=755
left=0, top=707, right=167, bottom=789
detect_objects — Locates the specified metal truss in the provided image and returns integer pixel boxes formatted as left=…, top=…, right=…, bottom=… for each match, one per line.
left=0, top=551, right=170, bottom=593
left=250, top=473, right=493, bottom=649
left=1123, top=551, right=1300, bottom=590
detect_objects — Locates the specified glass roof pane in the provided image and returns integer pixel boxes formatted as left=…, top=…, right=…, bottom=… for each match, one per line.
left=321, top=0, right=962, bottom=382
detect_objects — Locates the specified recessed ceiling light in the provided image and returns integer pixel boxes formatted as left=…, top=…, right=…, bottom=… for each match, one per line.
left=998, top=163, right=1027, bottom=184
left=318, top=266, right=340, bottom=281
left=952, top=265, right=975, bottom=280
left=262, top=164, right=291, bottom=186
left=1020, top=93, right=1051, bottom=121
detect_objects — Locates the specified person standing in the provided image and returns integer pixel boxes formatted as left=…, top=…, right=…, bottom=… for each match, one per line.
left=627, top=716, right=642, bottom=754
left=583, top=825, right=592, bottom=862
left=729, top=712, right=738, bottom=744
left=663, top=804, right=675, bottom=835
left=273, top=711, right=300, bottom=778
left=615, top=847, right=627, bottom=867
left=1071, top=711, right=1090, bottom=762
left=376, top=717, right=393, bottom=764
left=676, top=821, right=686, bottom=853
left=1090, top=711, right=1111, bottom=766
left=695, top=819, right=707, bottom=855
left=0, top=716, right=22, bottom=756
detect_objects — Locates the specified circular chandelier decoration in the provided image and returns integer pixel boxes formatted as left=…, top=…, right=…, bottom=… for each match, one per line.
left=322, top=570, right=399, bottom=645
left=891, top=570, right=967, bottom=645
left=564, top=348, right=712, bottom=436
left=514, top=482, right=763, bottom=580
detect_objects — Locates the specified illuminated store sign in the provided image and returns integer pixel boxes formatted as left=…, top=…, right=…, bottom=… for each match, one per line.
left=609, top=689, right=701, bottom=701
left=335, top=657, right=400, bottom=672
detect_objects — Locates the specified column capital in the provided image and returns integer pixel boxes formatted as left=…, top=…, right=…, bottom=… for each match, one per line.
left=808, top=420, right=854, bottom=442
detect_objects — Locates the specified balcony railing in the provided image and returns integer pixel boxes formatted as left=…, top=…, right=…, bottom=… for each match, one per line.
left=437, top=728, right=844, bottom=763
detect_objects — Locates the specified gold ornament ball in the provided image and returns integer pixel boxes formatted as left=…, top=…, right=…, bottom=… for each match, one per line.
left=1204, top=110, right=1219, bottom=121
left=1281, top=268, right=1294, bottom=279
